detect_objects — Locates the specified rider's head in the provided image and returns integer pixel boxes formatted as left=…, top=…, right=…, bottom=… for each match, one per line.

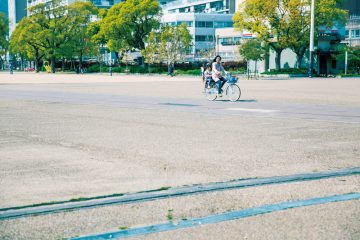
left=213, top=55, right=222, bottom=63
left=206, top=63, right=211, bottom=70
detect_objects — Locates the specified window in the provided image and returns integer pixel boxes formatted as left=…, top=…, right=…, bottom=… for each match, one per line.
left=206, top=21, right=213, bottom=28
left=195, top=35, right=206, bottom=42
left=220, top=37, right=232, bottom=45
left=351, top=30, right=356, bottom=38
left=214, top=22, right=233, bottom=28
left=210, top=1, right=223, bottom=11
left=194, top=4, right=206, bottom=13
left=195, top=21, right=213, bottom=28
left=195, top=35, right=214, bottom=42
left=196, top=21, right=205, bottom=28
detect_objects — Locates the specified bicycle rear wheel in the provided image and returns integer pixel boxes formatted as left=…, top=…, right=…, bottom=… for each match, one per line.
left=204, top=87, right=218, bottom=101
left=225, top=84, right=241, bottom=102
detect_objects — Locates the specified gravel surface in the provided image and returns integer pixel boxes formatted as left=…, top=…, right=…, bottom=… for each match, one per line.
left=0, top=73, right=359, bottom=239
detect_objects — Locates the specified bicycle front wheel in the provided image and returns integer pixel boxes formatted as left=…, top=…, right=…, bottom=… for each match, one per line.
left=225, top=84, right=241, bottom=102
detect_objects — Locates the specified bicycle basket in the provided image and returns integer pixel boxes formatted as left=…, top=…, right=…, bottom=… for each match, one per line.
left=226, top=75, right=238, bottom=83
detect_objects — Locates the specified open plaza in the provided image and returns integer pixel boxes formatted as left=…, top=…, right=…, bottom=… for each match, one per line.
left=0, top=72, right=359, bottom=239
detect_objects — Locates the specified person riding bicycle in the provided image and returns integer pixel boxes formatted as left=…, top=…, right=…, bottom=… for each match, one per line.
left=212, top=55, right=228, bottom=96
left=203, top=63, right=213, bottom=88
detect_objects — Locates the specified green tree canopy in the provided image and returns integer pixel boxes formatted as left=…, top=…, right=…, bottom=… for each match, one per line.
left=239, top=39, right=264, bottom=62
left=233, top=0, right=348, bottom=70
left=26, top=0, right=72, bottom=73
left=0, top=12, right=8, bottom=69
left=65, top=1, right=98, bottom=69
left=99, top=0, right=162, bottom=52
left=142, top=24, right=192, bottom=67
left=9, top=17, right=45, bottom=72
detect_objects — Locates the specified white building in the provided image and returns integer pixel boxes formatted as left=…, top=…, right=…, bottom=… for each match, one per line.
left=345, top=16, right=360, bottom=47
left=161, top=0, right=236, bottom=58
left=8, top=0, right=27, bottom=35
left=162, top=0, right=236, bottom=14
left=27, top=0, right=120, bottom=9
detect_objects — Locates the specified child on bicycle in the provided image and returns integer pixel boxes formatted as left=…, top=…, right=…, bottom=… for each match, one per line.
left=203, top=63, right=213, bottom=88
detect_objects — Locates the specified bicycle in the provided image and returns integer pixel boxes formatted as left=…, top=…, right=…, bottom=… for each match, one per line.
left=204, top=73, right=241, bottom=102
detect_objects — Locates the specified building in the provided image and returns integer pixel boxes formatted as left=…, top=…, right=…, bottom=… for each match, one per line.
left=161, top=0, right=237, bottom=58
left=91, top=0, right=120, bottom=8
left=344, top=0, right=360, bottom=47
left=8, top=0, right=27, bottom=35
left=344, top=0, right=360, bottom=17
left=159, top=0, right=176, bottom=6
left=215, top=27, right=254, bottom=61
left=27, top=0, right=120, bottom=9
left=162, top=0, right=236, bottom=14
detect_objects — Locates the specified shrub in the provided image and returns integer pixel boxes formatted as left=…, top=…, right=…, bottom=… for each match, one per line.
left=262, top=68, right=307, bottom=75
left=176, top=69, right=201, bottom=75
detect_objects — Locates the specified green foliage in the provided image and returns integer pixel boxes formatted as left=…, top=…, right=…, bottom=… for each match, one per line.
left=9, top=17, right=45, bottom=72
left=262, top=68, right=308, bottom=75
left=337, top=45, right=360, bottom=74
left=10, top=0, right=100, bottom=73
left=166, top=209, right=174, bottom=221
left=175, top=69, right=201, bottom=75
left=99, top=0, right=161, bottom=52
left=233, top=0, right=348, bottom=70
left=65, top=1, right=99, bottom=67
left=0, top=12, right=8, bottom=55
left=239, top=39, right=264, bottom=61
left=143, top=24, right=192, bottom=66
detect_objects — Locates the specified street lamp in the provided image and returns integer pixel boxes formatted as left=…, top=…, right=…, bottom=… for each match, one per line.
left=309, top=0, right=315, bottom=78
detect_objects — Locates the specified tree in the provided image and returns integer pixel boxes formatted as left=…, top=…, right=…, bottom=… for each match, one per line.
left=99, top=0, right=161, bottom=53
left=9, top=18, right=45, bottom=72
left=143, top=24, right=192, bottom=70
left=233, top=0, right=289, bottom=70
left=336, top=45, right=360, bottom=74
left=198, top=46, right=216, bottom=63
left=141, top=31, right=158, bottom=73
left=233, top=0, right=347, bottom=70
left=0, top=12, right=8, bottom=70
left=66, top=1, right=98, bottom=71
left=27, top=0, right=72, bottom=73
left=239, top=39, right=265, bottom=77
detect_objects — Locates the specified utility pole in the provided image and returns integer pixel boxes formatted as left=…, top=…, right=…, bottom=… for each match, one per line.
left=345, top=29, right=352, bottom=75
left=308, top=0, right=315, bottom=78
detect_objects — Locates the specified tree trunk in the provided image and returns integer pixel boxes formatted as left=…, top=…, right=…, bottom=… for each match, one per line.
left=50, top=56, right=56, bottom=73
left=296, top=54, right=303, bottom=69
left=275, top=50, right=282, bottom=70
left=255, top=60, right=257, bottom=79
left=79, top=53, right=83, bottom=73
left=61, top=58, right=65, bottom=72
left=35, top=50, right=39, bottom=73
left=114, top=52, right=119, bottom=64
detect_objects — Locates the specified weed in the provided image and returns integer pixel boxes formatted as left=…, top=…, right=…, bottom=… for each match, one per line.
left=167, top=209, right=174, bottom=221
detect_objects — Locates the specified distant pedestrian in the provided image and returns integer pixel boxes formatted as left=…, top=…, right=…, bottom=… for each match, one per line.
left=9, top=63, right=13, bottom=74
left=168, top=63, right=174, bottom=77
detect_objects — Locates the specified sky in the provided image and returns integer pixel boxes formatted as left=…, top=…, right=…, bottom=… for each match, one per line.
left=0, top=0, right=8, bottom=17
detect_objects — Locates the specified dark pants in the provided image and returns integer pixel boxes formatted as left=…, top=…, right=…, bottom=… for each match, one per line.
left=216, top=77, right=226, bottom=94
